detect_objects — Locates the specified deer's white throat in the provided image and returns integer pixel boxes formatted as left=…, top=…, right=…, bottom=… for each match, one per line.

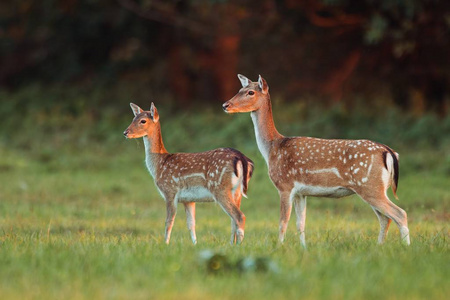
left=143, top=137, right=159, bottom=178
left=250, top=111, right=270, bottom=164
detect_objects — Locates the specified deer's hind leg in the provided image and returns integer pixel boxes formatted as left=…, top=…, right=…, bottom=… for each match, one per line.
left=357, top=189, right=410, bottom=245
left=229, top=189, right=243, bottom=244
left=215, top=191, right=246, bottom=245
left=184, top=202, right=197, bottom=245
left=371, top=206, right=392, bottom=244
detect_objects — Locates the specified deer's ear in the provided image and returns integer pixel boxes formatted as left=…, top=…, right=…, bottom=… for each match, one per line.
left=130, top=103, right=143, bottom=116
left=150, top=102, right=159, bottom=123
left=237, top=74, right=251, bottom=88
left=258, top=75, right=269, bottom=94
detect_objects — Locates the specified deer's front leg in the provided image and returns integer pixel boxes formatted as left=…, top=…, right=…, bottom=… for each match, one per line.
left=279, top=190, right=293, bottom=243
left=184, top=202, right=197, bottom=245
left=293, top=195, right=307, bottom=249
left=164, top=197, right=177, bottom=244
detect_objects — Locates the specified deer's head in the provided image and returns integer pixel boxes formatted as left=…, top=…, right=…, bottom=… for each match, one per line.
left=222, top=74, right=269, bottom=113
left=123, top=102, right=160, bottom=138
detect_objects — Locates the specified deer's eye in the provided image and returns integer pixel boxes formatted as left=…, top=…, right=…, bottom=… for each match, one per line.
left=248, top=91, right=255, bottom=96
left=140, top=119, right=147, bottom=124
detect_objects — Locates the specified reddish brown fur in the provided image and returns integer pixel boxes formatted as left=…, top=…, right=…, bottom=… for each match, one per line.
left=223, top=75, right=410, bottom=246
left=124, top=102, right=254, bottom=245
left=266, top=137, right=391, bottom=194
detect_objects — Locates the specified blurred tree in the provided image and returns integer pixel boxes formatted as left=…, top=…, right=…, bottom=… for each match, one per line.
left=118, top=0, right=246, bottom=102
left=275, top=0, right=449, bottom=114
left=0, top=0, right=448, bottom=113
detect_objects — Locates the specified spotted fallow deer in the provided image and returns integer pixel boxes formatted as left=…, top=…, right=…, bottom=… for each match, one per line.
left=123, top=102, right=254, bottom=245
left=222, top=75, right=410, bottom=247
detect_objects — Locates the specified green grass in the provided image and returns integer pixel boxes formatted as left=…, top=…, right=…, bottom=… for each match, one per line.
left=0, top=100, right=449, bottom=299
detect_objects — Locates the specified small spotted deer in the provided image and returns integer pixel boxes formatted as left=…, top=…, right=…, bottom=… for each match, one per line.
left=123, top=102, right=254, bottom=245
left=223, top=75, right=410, bottom=247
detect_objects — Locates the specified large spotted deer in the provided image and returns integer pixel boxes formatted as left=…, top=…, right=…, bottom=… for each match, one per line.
left=222, top=75, right=410, bottom=247
left=124, top=102, right=254, bottom=245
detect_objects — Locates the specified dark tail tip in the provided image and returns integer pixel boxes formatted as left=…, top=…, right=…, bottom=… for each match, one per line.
left=392, top=152, right=399, bottom=198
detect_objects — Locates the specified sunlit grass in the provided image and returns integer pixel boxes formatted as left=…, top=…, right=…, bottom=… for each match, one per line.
left=0, top=140, right=448, bottom=299
left=0, top=101, right=448, bottom=299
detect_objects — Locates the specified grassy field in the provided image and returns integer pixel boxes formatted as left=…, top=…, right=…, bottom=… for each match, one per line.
left=0, top=101, right=449, bottom=299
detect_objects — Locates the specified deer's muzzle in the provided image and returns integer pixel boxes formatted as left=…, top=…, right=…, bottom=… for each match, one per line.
left=222, top=102, right=231, bottom=112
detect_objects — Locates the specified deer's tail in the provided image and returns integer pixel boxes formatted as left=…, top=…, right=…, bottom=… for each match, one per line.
left=381, top=146, right=400, bottom=199
left=229, top=149, right=254, bottom=198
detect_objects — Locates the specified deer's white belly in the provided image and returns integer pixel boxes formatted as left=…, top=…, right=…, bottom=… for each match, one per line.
left=177, top=186, right=214, bottom=203
left=292, top=182, right=354, bottom=198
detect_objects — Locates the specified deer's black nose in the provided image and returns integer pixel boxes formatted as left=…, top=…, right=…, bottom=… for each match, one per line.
left=222, top=103, right=230, bottom=111
left=123, top=129, right=129, bottom=137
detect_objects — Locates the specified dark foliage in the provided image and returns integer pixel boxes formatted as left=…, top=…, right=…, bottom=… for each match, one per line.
left=0, top=0, right=449, bottom=113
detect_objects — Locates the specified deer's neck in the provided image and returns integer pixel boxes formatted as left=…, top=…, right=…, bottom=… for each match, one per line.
left=143, top=126, right=168, bottom=178
left=250, top=99, right=283, bottom=164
